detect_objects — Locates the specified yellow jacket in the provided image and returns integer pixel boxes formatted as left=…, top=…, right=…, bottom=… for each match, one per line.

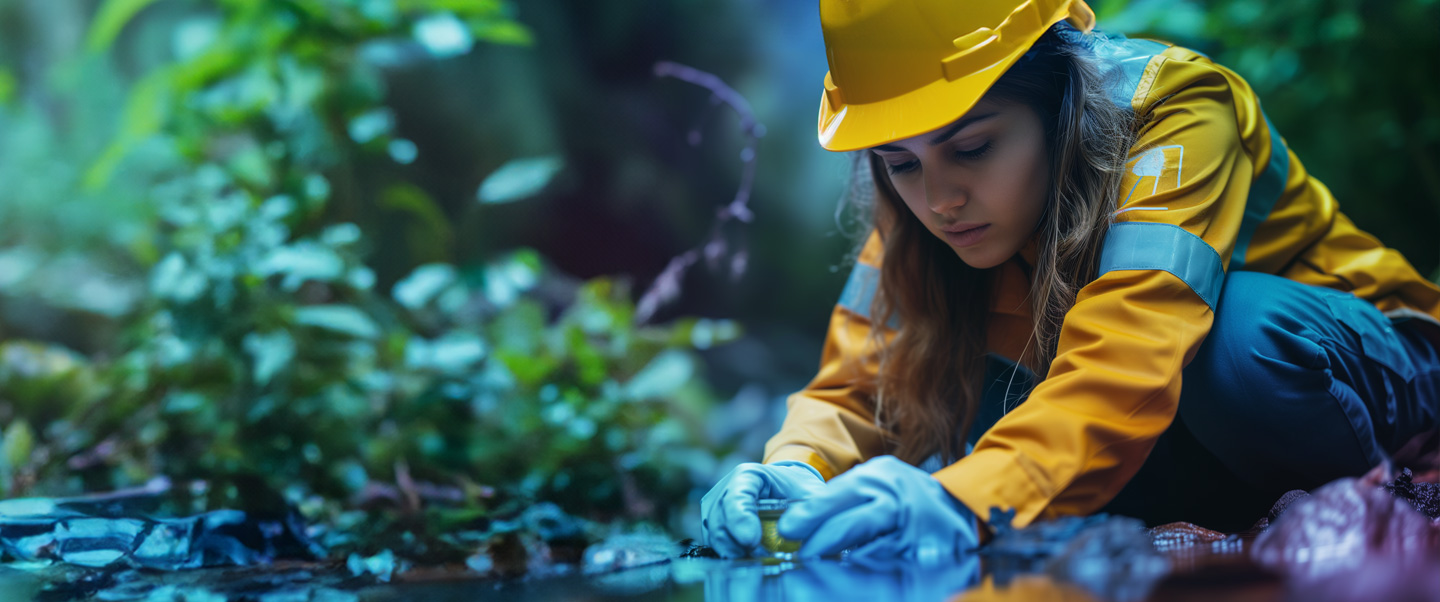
left=763, top=37, right=1440, bottom=528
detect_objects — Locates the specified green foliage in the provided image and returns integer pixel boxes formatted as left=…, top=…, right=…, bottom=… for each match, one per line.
left=0, top=0, right=735, bottom=560
left=87, top=0, right=167, bottom=52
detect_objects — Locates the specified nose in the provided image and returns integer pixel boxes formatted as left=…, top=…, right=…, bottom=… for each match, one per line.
left=923, top=167, right=966, bottom=215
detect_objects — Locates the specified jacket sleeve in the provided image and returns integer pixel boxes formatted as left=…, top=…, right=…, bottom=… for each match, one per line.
left=934, top=51, right=1266, bottom=527
left=762, top=232, right=891, bottom=480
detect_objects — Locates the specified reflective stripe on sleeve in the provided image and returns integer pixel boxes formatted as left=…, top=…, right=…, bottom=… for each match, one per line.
left=1231, top=116, right=1290, bottom=268
left=1098, top=222, right=1225, bottom=311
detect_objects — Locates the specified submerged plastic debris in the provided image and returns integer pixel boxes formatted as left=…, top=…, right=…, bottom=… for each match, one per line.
left=0, top=484, right=322, bottom=570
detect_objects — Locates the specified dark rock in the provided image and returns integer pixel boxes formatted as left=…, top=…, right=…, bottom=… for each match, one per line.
left=1250, top=489, right=1311, bottom=532
left=1384, top=468, right=1440, bottom=521
left=678, top=538, right=719, bottom=558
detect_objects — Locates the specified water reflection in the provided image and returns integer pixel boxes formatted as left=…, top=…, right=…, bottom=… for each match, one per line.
left=685, top=555, right=981, bottom=601
left=954, top=575, right=1100, bottom=602
left=461, top=551, right=1139, bottom=601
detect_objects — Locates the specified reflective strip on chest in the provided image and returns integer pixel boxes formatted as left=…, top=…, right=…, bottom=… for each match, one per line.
left=1098, top=222, right=1224, bottom=311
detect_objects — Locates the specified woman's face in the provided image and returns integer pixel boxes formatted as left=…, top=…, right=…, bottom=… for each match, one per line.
left=870, top=98, right=1050, bottom=269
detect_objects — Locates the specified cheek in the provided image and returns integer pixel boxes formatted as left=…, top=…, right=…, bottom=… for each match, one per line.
left=892, top=181, right=928, bottom=216
left=999, top=141, right=1050, bottom=223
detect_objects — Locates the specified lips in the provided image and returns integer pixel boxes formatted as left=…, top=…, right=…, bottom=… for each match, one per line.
left=940, top=223, right=987, bottom=234
left=941, top=223, right=990, bottom=248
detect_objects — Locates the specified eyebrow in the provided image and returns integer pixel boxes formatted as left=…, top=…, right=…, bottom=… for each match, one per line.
left=871, top=112, right=998, bottom=152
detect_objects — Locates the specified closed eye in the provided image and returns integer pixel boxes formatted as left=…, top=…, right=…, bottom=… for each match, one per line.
left=881, top=142, right=992, bottom=176
left=885, top=159, right=918, bottom=175
left=954, top=142, right=992, bottom=161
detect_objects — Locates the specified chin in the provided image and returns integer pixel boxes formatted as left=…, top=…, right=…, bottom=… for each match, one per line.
left=953, top=248, right=1008, bottom=270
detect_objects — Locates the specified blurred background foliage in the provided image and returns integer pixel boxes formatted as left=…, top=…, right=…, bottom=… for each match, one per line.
left=0, top=0, right=1435, bottom=566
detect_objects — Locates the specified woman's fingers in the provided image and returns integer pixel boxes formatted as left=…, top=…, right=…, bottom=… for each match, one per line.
left=719, top=485, right=763, bottom=551
left=844, top=534, right=906, bottom=562
left=777, top=483, right=873, bottom=541
left=792, top=500, right=897, bottom=557
left=702, top=465, right=777, bottom=557
left=704, top=472, right=769, bottom=557
left=726, top=468, right=768, bottom=500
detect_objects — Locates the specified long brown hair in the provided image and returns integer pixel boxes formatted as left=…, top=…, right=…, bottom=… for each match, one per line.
left=856, top=25, right=1139, bottom=464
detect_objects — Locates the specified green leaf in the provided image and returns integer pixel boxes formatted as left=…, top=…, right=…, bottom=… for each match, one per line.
left=2, top=420, right=35, bottom=471
left=413, top=13, right=475, bottom=58
left=161, top=391, right=208, bottom=414
left=0, top=69, right=15, bottom=104
left=380, top=184, right=454, bottom=261
left=477, top=155, right=564, bottom=204
left=84, top=68, right=171, bottom=190
left=471, top=19, right=533, bottom=46
left=685, top=318, right=741, bottom=350
left=623, top=350, right=694, bottom=400
left=482, top=253, right=540, bottom=307
left=393, top=264, right=458, bottom=310
left=497, top=350, right=558, bottom=387
left=405, top=334, right=487, bottom=373
left=86, top=0, right=165, bottom=52
left=295, top=306, right=382, bottom=339
left=243, top=331, right=297, bottom=385
left=150, top=253, right=208, bottom=302
left=491, top=300, right=546, bottom=355
left=396, top=0, right=504, bottom=15
left=347, top=108, right=394, bottom=144
left=254, top=243, right=346, bottom=291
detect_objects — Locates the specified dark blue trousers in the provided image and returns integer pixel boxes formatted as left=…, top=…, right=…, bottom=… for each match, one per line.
left=969, top=271, right=1440, bottom=531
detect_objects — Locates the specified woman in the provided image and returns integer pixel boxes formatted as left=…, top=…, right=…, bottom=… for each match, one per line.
left=702, top=0, right=1440, bottom=560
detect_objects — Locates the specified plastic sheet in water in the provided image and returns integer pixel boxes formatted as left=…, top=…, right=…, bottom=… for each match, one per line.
left=0, top=489, right=322, bottom=570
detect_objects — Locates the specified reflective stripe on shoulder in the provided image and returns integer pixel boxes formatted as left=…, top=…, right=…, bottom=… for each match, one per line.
left=836, top=262, right=899, bottom=328
left=1098, top=222, right=1224, bottom=311
left=1231, top=116, right=1290, bottom=268
left=837, top=262, right=880, bottom=320
left=1092, top=36, right=1169, bottom=110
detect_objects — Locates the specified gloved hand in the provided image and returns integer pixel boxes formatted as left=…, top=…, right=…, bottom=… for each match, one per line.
left=701, top=461, right=827, bottom=557
left=777, top=455, right=979, bottom=560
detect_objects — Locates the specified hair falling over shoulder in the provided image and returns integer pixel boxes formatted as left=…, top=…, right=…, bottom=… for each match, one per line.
left=854, top=24, right=1139, bottom=466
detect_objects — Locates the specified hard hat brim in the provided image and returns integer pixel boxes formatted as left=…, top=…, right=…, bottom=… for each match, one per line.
left=816, top=28, right=1044, bottom=153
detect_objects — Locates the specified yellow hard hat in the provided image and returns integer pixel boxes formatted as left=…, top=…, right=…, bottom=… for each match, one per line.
left=817, top=0, right=1096, bottom=152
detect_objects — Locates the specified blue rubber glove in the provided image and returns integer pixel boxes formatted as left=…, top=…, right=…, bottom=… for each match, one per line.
left=777, top=455, right=979, bottom=560
left=701, top=461, right=827, bottom=558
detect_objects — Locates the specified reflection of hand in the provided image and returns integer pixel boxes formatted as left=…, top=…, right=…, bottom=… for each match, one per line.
left=701, top=461, right=826, bottom=558
left=778, top=455, right=979, bottom=560
left=698, top=556, right=982, bottom=602
left=785, top=555, right=982, bottom=600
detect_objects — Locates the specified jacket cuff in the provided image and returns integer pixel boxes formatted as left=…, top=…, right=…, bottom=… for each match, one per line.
left=932, top=448, right=1053, bottom=531
left=763, top=445, right=837, bottom=481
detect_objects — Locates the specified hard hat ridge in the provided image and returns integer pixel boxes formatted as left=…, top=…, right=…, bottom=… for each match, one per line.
left=817, top=0, right=1096, bottom=152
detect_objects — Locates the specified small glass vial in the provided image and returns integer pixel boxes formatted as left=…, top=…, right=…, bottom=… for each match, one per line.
left=756, top=499, right=802, bottom=556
